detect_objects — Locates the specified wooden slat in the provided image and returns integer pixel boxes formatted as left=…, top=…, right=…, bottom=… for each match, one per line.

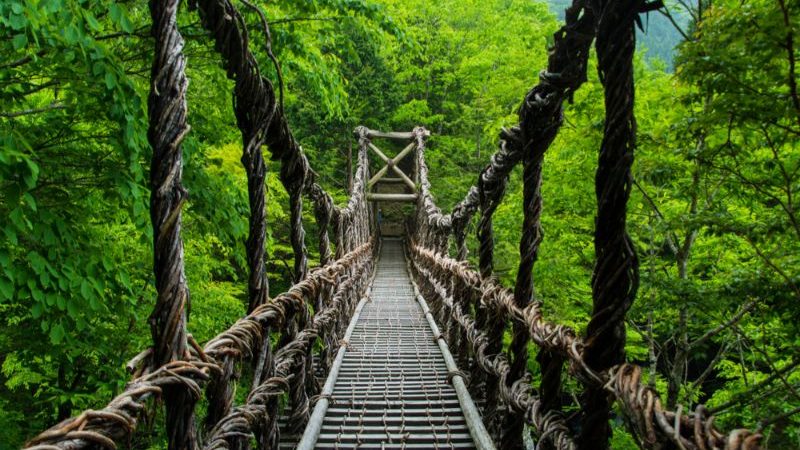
left=364, top=129, right=414, bottom=140
left=366, top=193, right=418, bottom=202
left=364, top=128, right=432, bottom=140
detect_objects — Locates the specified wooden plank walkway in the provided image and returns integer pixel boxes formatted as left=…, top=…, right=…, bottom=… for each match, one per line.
left=295, top=239, right=492, bottom=449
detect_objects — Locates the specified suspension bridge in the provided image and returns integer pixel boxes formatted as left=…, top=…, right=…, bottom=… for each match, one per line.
left=23, top=0, right=762, bottom=449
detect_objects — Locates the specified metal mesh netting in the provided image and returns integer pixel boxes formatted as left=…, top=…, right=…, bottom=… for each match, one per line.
left=310, top=240, right=477, bottom=449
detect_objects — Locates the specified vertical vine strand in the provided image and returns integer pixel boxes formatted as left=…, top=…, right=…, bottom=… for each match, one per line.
left=239, top=90, right=275, bottom=450
left=504, top=133, right=547, bottom=449
left=580, top=1, right=642, bottom=448
left=146, top=0, right=197, bottom=448
left=505, top=3, right=598, bottom=447
left=475, top=141, right=512, bottom=439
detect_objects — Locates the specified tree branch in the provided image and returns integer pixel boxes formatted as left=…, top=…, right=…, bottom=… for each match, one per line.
left=633, top=178, right=680, bottom=254
left=759, top=404, right=800, bottom=428
left=658, top=7, right=690, bottom=41
left=270, top=16, right=344, bottom=25
left=689, top=300, right=756, bottom=349
left=708, top=359, right=800, bottom=414
left=742, top=235, right=800, bottom=300
left=0, top=103, right=65, bottom=118
left=731, top=323, right=800, bottom=404
left=690, top=341, right=729, bottom=391
left=0, top=50, right=47, bottom=69
left=95, top=26, right=150, bottom=41
left=239, top=0, right=285, bottom=112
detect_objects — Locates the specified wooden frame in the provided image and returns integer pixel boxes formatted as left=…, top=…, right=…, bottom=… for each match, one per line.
left=367, top=141, right=417, bottom=191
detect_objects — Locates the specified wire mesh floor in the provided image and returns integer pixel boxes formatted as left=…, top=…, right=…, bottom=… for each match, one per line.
left=307, top=238, right=477, bottom=449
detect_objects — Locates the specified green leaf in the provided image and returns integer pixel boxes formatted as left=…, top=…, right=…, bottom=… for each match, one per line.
left=9, top=208, right=27, bottom=231
left=43, top=226, right=56, bottom=246
left=80, top=279, right=91, bottom=299
left=12, top=33, right=27, bottom=50
left=119, top=271, right=131, bottom=289
left=57, top=275, right=68, bottom=291
left=0, top=278, right=13, bottom=301
left=120, top=15, right=133, bottom=34
left=45, top=0, right=61, bottom=13
left=23, top=192, right=37, bottom=211
left=50, top=322, right=65, bottom=344
left=64, top=25, right=79, bottom=45
left=23, top=158, right=39, bottom=188
left=104, top=71, right=116, bottom=90
left=31, top=302, right=43, bottom=318
left=83, top=11, right=101, bottom=31
left=8, top=14, right=26, bottom=31
left=30, top=286, right=43, bottom=302
left=109, top=4, right=122, bottom=22
left=91, top=278, right=103, bottom=295
left=66, top=298, right=78, bottom=317
left=40, top=270, right=50, bottom=287
left=27, top=251, right=44, bottom=274
left=3, top=226, right=18, bottom=245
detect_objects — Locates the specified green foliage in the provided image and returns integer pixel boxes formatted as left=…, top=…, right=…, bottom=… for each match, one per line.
left=2, top=0, right=799, bottom=448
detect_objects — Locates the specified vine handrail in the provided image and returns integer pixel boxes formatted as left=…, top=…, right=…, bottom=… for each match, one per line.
left=25, top=0, right=375, bottom=448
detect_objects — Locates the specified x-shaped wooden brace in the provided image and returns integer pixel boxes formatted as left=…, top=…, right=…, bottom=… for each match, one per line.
left=367, top=141, right=417, bottom=192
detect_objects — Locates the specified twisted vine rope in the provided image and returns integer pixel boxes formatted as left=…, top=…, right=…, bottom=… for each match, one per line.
left=145, top=0, right=198, bottom=447
left=407, top=243, right=762, bottom=450
left=25, top=0, right=374, bottom=448
left=580, top=1, right=642, bottom=447
left=25, top=244, right=372, bottom=450
left=407, top=0, right=762, bottom=449
left=505, top=2, right=596, bottom=447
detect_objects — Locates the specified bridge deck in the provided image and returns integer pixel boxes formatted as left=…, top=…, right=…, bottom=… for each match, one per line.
left=296, top=239, right=491, bottom=449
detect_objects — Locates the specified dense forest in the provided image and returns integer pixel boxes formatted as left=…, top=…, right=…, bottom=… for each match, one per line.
left=1, top=0, right=799, bottom=448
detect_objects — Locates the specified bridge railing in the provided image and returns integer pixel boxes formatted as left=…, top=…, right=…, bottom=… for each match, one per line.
left=405, top=1, right=762, bottom=450
left=25, top=0, right=379, bottom=449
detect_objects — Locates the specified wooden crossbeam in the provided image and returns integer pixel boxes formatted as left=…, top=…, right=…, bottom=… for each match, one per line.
left=367, top=141, right=417, bottom=191
left=366, top=193, right=418, bottom=202
left=363, top=128, right=431, bottom=140
left=364, top=129, right=415, bottom=140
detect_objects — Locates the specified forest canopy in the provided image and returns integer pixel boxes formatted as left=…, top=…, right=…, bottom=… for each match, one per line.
left=1, top=0, right=799, bottom=448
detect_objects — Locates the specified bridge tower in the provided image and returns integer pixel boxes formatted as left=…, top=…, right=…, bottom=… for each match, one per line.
left=357, top=127, right=427, bottom=237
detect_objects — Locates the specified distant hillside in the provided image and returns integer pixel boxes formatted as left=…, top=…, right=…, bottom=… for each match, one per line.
left=544, top=1, right=688, bottom=70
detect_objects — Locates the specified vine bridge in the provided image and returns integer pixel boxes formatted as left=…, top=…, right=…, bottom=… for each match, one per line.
left=24, top=0, right=762, bottom=449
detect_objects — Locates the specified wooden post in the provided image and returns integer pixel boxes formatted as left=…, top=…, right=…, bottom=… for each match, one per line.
left=347, top=137, right=353, bottom=194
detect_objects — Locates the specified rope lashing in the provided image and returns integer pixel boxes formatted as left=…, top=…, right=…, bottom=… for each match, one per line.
left=447, top=369, right=470, bottom=386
